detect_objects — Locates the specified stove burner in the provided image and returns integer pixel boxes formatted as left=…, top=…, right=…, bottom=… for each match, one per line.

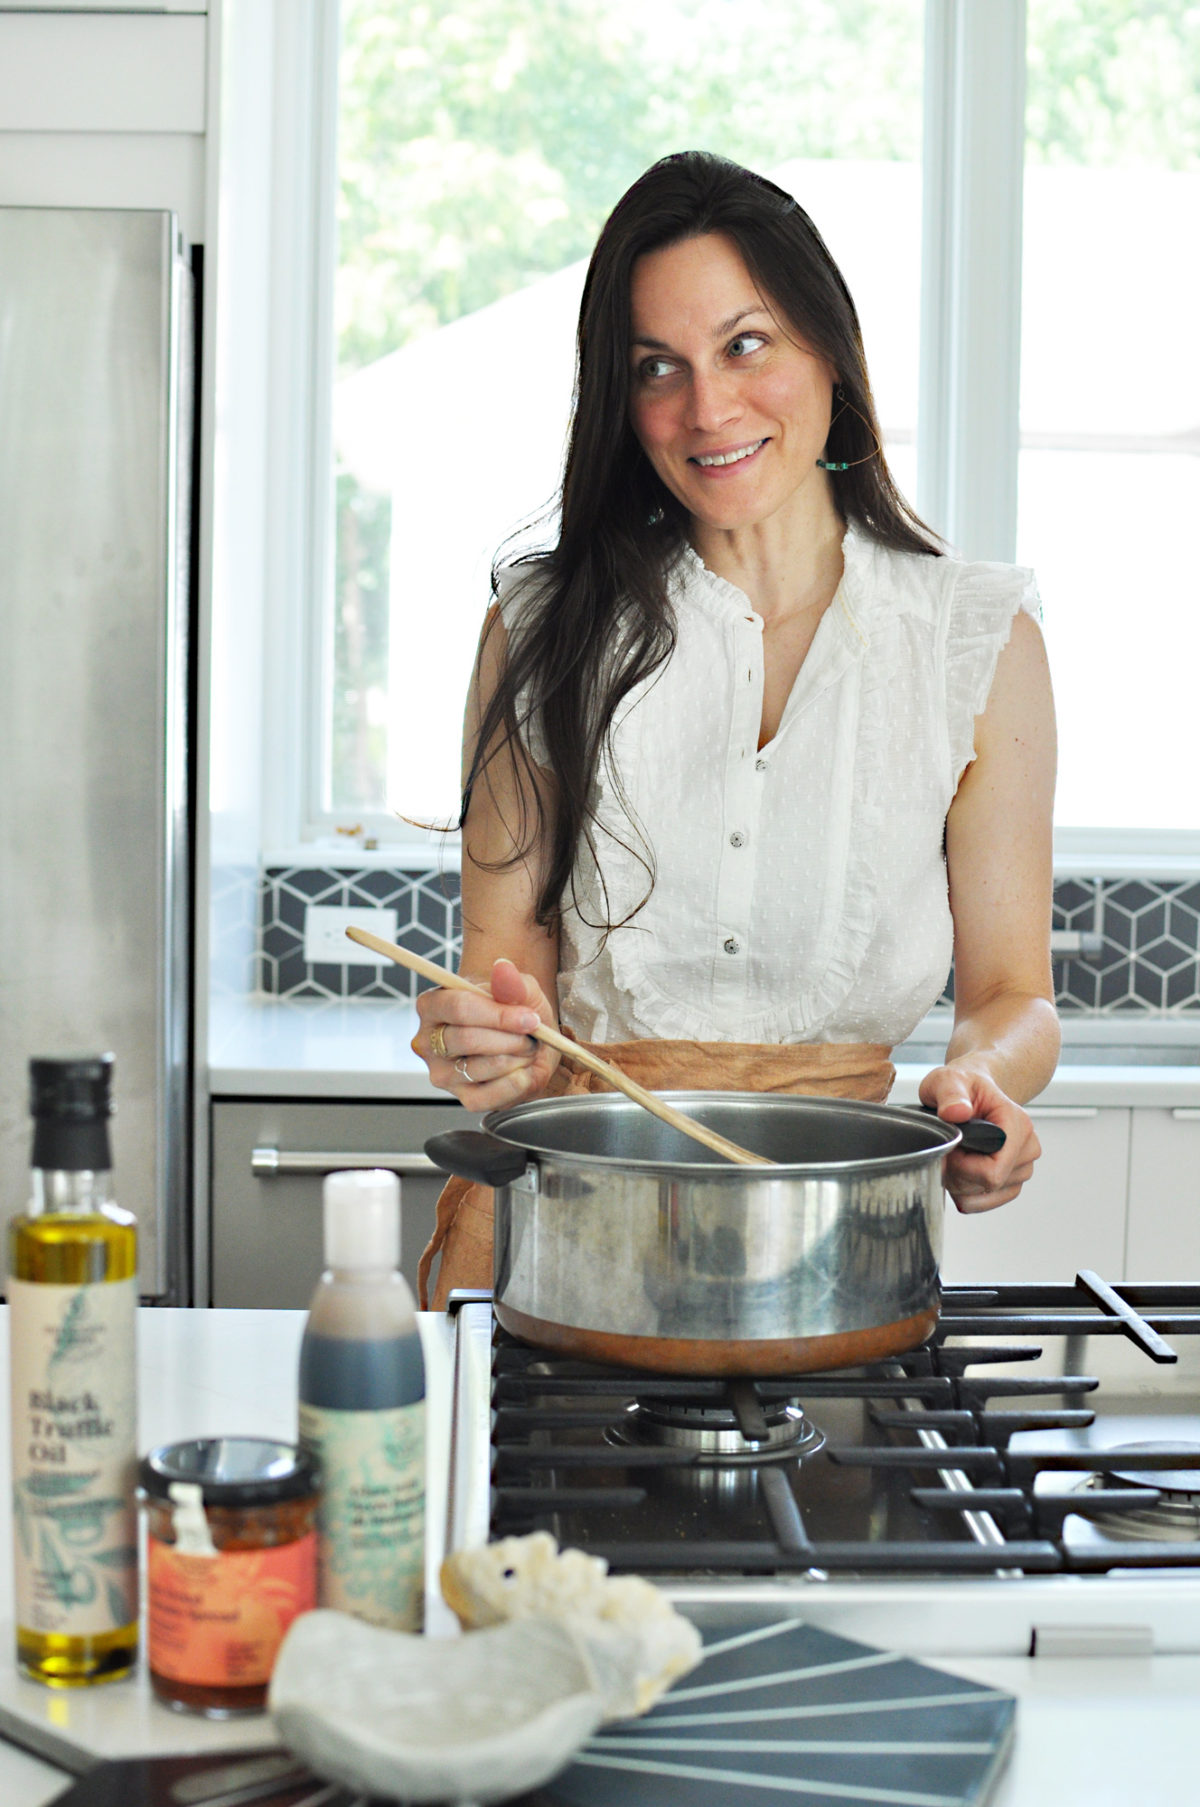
left=1078, top=1442, right=1200, bottom=1543
left=1106, top=1443, right=1200, bottom=1494
left=610, top=1395, right=825, bottom=1466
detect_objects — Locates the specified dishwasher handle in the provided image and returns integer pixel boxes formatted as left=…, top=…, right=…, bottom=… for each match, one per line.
left=251, top=1147, right=440, bottom=1178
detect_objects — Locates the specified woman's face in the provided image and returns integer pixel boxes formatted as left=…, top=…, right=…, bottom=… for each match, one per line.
left=627, top=231, right=836, bottom=536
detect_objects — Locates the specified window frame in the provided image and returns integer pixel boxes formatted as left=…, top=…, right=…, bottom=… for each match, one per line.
left=259, top=0, right=1200, bottom=873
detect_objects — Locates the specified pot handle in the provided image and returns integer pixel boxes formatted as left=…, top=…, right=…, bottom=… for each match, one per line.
left=424, top=1129, right=530, bottom=1187
left=920, top=1104, right=1006, bottom=1156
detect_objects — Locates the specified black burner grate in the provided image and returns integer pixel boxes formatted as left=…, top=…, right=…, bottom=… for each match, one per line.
left=486, top=1276, right=1200, bottom=1577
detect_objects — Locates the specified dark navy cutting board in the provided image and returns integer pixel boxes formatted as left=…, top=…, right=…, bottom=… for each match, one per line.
left=523, top=1616, right=1016, bottom=1807
left=46, top=1618, right=1015, bottom=1807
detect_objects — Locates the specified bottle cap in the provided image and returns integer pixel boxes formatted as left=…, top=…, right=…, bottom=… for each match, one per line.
left=29, top=1055, right=115, bottom=1171
left=323, top=1169, right=401, bottom=1270
left=29, top=1054, right=114, bottom=1121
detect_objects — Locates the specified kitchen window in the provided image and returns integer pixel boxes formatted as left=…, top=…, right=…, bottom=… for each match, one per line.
left=320, top=0, right=925, bottom=837
left=1016, top=0, right=1200, bottom=844
left=265, top=0, right=1200, bottom=863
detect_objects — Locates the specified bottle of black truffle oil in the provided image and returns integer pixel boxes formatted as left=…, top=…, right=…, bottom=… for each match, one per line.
left=7, top=1055, right=138, bottom=1685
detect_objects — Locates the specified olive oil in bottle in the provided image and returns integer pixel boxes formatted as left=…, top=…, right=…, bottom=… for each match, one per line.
left=7, top=1055, right=138, bottom=1686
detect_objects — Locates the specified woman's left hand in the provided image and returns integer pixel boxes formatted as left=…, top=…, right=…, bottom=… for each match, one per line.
left=918, top=1065, right=1042, bottom=1214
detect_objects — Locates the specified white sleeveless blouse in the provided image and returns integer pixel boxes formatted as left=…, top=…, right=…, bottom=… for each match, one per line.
left=498, top=527, right=1040, bottom=1049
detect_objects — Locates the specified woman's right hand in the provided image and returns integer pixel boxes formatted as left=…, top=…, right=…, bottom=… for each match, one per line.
left=412, top=958, right=562, bottom=1109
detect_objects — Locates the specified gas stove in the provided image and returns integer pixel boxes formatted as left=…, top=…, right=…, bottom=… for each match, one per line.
left=439, top=1277, right=1200, bottom=1659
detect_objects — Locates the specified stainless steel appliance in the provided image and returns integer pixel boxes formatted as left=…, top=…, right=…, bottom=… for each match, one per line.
left=442, top=1278, right=1200, bottom=1653
left=0, top=206, right=193, bottom=1300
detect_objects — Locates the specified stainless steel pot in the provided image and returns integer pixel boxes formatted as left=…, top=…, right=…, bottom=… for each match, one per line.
left=426, top=1092, right=1003, bottom=1376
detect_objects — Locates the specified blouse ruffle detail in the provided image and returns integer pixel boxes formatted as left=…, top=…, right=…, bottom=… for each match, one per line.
left=943, top=559, right=1041, bottom=785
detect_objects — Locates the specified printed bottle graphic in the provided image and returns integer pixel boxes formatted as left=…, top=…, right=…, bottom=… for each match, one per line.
left=7, top=1055, right=138, bottom=1686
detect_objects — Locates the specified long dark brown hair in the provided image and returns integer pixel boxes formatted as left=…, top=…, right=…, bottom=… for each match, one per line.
left=463, top=151, right=942, bottom=934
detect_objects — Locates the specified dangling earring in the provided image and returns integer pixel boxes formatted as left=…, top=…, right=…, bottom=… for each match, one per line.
left=816, top=384, right=880, bottom=473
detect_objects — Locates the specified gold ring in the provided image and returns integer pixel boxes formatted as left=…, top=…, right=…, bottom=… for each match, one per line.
left=455, top=1057, right=472, bottom=1084
left=429, top=1024, right=448, bottom=1060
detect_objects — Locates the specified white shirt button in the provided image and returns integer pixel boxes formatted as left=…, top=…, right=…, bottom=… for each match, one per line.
left=723, top=936, right=740, bottom=955
left=755, top=757, right=768, bottom=772
left=729, top=831, right=746, bottom=849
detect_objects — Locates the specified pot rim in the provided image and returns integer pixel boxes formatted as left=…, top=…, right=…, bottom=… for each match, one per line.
left=481, top=1089, right=963, bottom=1178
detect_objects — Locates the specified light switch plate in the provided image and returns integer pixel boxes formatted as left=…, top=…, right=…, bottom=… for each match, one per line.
left=303, top=905, right=398, bottom=966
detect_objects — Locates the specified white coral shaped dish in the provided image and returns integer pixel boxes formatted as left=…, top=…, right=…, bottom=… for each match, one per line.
left=269, top=1609, right=605, bottom=1805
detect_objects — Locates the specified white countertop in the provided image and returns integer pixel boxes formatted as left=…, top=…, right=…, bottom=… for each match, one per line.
left=2, top=1307, right=1199, bottom=1804
left=208, top=994, right=440, bottom=1099
left=208, top=994, right=1200, bottom=1107
left=923, top=1651, right=1200, bottom=1799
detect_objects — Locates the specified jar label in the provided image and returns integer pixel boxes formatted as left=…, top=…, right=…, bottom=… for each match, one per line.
left=7, top=1277, right=138, bottom=1637
left=147, top=1534, right=318, bottom=1687
left=299, top=1399, right=425, bottom=1631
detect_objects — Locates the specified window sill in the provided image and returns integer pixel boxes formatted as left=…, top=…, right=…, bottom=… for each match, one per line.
left=1054, top=829, right=1200, bottom=881
left=264, top=839, right=461, bottom=873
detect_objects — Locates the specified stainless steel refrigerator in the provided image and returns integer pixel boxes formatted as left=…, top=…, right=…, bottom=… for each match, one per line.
left=0, top=207, right=193, bottom=1301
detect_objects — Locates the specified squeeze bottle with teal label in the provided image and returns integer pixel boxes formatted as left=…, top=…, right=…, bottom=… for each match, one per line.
left=298, top=1169, right=425, bottom=1631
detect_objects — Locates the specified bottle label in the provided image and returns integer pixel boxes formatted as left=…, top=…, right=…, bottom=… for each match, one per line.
left=147, top=1534, right=317, bottom=1687
left=298, top=1398, right=425, bottom=1631
left=7, top=1277, right=138, bottom=1637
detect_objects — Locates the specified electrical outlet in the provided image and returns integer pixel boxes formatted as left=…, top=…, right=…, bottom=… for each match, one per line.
left=304, top=905, right=398, bottom=967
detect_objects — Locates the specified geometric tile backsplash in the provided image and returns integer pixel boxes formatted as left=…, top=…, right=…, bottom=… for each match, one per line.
left=1048, top=877, right=1200, bottom=1013
left=259, top=866, right=461, bottom=1001
left=259, top=866, right=1200, bottom=1014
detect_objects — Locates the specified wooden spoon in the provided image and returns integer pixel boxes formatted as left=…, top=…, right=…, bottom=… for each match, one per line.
left=345, top=925, right=771, bottom=1167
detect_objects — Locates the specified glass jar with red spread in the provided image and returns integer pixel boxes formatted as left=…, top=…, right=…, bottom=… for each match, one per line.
left=139, top=1437, right=319, bottom=1716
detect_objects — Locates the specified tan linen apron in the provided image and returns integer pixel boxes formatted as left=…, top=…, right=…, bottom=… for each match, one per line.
left=418, top=1038, right=895, bottom=1310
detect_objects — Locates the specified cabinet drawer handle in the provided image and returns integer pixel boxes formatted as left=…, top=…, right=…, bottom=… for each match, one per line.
left=1026, top=1107, right=1099, bottom=1119
left=1172, top=1109, right=1200, bottom=1121
left=251, top=1147, right=439, bottom=1178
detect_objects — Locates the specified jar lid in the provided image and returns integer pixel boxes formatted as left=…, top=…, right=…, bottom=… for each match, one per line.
left=139, top=1437, right=318, bottom=1506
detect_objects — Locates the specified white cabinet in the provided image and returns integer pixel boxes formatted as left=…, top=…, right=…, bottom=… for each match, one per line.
left=0, top=14, right=206, bottom=132
left=0, top=12, right=208, bottom=241
left=1125, top=1108, right=1200, bottom=1280
left=940, top=1107, right=1130, bottom=1286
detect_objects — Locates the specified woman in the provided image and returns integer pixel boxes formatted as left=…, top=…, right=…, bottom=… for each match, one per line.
left=413, top=152, right=1059, bottom=1310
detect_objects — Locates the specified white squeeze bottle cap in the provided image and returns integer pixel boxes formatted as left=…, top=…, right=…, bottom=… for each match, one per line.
left=323, top=1168, right=401, bottom=1271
